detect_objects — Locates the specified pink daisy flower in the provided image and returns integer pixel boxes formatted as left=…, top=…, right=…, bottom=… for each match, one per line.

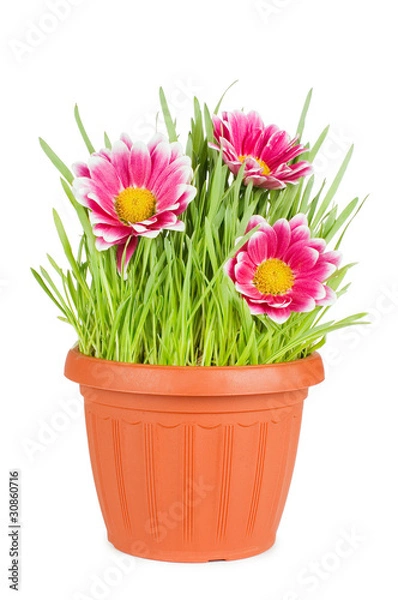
left=72, top=133, right=196, bottom=272
left=211, top=110, right=312, bottom=189
left=225, top=214, right=341, bottom=323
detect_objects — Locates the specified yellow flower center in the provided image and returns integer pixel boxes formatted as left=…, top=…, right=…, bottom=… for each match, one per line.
left=114, top=187, right=156, bottom=224
left=239, top=154, right=271, bottom=176
left=253, top=259, right=294, bottom=295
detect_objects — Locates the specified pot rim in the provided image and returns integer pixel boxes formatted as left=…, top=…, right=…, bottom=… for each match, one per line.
left=64, top=346, right=325, bottom=397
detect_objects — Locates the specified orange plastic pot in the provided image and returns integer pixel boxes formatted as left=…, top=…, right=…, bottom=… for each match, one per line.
left=65, top=347, right=324, bottom=562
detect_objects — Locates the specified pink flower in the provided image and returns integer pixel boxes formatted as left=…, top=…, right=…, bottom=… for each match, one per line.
left=225, top=214, right=341, bottom=323
left=211, top=111, right=312, bottom=189
left=72, top=133, right=196, bottom=272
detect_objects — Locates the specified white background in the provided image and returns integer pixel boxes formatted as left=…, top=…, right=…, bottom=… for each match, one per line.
left=1, top=0, right=397, bottom=598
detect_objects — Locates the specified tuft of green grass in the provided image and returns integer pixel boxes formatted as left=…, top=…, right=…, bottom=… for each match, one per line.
left=33, top=91, right=367, bottom=365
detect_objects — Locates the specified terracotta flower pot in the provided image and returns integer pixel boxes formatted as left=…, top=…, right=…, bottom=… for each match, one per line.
left=65, top=347, right=324, bottom=562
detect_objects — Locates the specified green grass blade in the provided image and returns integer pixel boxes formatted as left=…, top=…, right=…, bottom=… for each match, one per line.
left=104, top=132, right=112, bottom=149
left=214, top=80, right=238, bottom=114
left=53, top=209, right=80, bottom=272
left=31, top=268, right=67, bottom=315
left=324, top=197, right=358, bottom=243
left=203, top=103, right=214, bottom=141
left=306, top=125, right=330, bottom=162
left=60, top=178, right=93, bottom=241
left=39, top=138, right=73, bottom=184
left=159, top=87, right=178, bottom=142
left=74, top=104, right=95, bottom=154
left=312, top=145, right=354, bottom=229
left=296, top=88, right=313, bottom=139
left=335, top=195, right=368, bottom=250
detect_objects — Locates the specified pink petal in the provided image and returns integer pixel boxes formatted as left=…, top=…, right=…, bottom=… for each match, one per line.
left=153, top=211, right=178, bottom=228
left=246, top=299, right=269, bottom=315
left=209, top=141, right=221, bottom=152
left=293, top=279, right=326, bottom=300
left=95, top=236, right=115, bottom=251
left=273, top=219, right=291, bottom=258
left=212, top=115, right=224, bottom=142
left=72, top=162, right=90, bottom=178
left=227, top=111, right=249, bottom=152
left=289, top=293, right=316, bottom=312
left=72, top=178, right=91, bottom=207
left=154, top=165, right=193, bottom=199
left=148, top=142, right=171, bottom=188
left=264, top=306, right=292, bottom=323
left=288, top=246, right=319, bottom=271
left=224, top=257, right=237, bottom=281
left=262, top=123, right=280, bottom=141
left=130, top=141, right=151, bottom=188
left=246, top=215, right=267, bottom=233
left=164, top=219, right=185, bottom=232
left=264, top=294, right=292, bottom=308
left=316, top=285, right=337, bottom=306
left=235, top=282, right=264, bottom=300
left=88, top=155, right=121, bottom=197
left=290, top=225, right=310, bottom=245
left=244, top=173, right=286, bottom=190
left=93, top=223, right=131, bottom=243
left=235, top=260, right=256, bottom=285
left=321, top=251, right=342, bottom=268
left=139, top=229, right=161, bottom=239
left=86, top=183, right=116, bottom=216
left=247, top=228, right=278, bottom=263
left=309, top=262, right=338, bottom=280
left=111, top=140, right=132, bottom=188
left=247, top=231, right=268, bottom=264
left=120, top=133, right=133, bottom=150
left=174, top=185, right=197, bottom=214
left=130, top=223, right=148, bottom=233
left=224, top=157, right=244, bottom=177
left=88, top=202, right=118, bottom=226
left=148, top=133, right=168, bottom=155
left=284, top=161, right=313, bottom=180
left=247, top=110, right=265, bottom=130
left=219, top=138, right=240, bottom=160
left=263, top=227, right=279, bottom=258
left=155, top=159, right=194, bottom=209
left=266, top=129, right=291, bottom=158
left=236, top=250, right=248, bottom=264
left=93, top=148, right=112, bottom=162
left=73, top=177, right=115, bottom=216
left=243, top=123, right=277, bottom=156
left=289, top=214, right=308, bottom=230
left=270, top=144, right=306, bottom=166
left=170, top=141, right=185, bottom=162
left=308, top=238, right=326, bottom=252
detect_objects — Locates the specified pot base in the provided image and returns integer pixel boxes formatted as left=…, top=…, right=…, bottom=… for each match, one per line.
left=108, top=534, right=276, bottom=563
